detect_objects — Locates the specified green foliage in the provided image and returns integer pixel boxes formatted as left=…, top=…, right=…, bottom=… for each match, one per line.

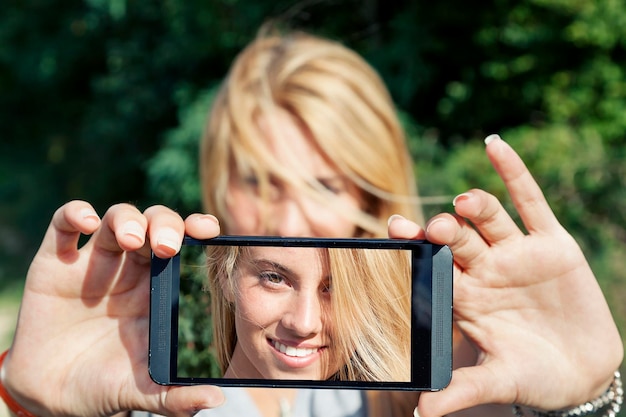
left=177, top=244, right=221, bottom=378
left=146, top=87, right=218, bottom=214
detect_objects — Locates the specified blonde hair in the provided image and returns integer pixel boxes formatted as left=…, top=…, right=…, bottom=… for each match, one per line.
left=200, top=28, right=424, bottom=236
left=328, top=247, right=411, bottom=381
left=206, top=244, right=411, bottom=382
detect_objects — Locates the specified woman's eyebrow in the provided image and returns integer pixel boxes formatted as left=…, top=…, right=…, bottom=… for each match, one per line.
left=249, top=258, right=294, bottom=276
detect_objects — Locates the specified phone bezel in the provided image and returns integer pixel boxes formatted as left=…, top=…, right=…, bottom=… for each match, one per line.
left=149, top=236, right=452, bottom=391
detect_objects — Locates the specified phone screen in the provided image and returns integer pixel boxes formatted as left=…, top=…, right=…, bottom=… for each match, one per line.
left=150, top=236, right=453, bottom=391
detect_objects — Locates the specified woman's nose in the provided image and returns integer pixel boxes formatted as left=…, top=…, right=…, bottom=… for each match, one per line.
left=281, top=291, right=323, bottom=337
left=266, top=197, right=314, bottom=237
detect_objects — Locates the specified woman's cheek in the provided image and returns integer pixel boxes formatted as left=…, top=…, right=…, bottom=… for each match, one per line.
left=237, top=289, right=281, bottom=326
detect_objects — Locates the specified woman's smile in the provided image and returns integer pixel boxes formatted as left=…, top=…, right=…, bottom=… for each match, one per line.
left=269, top=338, right=325, bottom=358
left=267, top=338, right=326, bottom=370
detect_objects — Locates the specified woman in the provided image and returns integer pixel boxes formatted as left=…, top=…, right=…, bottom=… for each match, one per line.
left=197, top=29, right=427, bottom=416
left=0, top=27, right=622, bottom=417
left=205, top=244, right=411, bottom=383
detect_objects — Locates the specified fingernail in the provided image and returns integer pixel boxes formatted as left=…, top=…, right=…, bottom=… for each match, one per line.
left=452, top=192, right=473, bottom=207
left=195, top=214, right=220, bottom=225
left=484, top=133, right=501, bottom=145
left=425, top=217, right=445, bottom=235
left=387, top=214, right=406, bottom=226
left=413, top=407, right=421, bottom=417
left=80, top=208, right=100, bottom=221
left=156, top=227, right=181, bottom=254
left=122, top=220, right=145, bottom=242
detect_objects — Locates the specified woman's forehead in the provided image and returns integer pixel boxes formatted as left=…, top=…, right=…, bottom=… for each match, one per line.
left=253, top=109, right=339, bottom=178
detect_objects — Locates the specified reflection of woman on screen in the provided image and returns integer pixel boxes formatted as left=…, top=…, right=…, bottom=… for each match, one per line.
left=205, top=244, right=411, bottom=382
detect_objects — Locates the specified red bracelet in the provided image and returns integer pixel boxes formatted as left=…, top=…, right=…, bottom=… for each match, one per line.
left=0, top=350, right=37, bottom=417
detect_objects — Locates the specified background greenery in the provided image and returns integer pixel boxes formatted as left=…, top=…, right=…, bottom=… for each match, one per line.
left=1, top=0, right=625, bottom=378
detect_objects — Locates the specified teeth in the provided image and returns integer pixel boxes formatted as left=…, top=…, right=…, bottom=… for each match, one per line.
left=273, top=340, right=318, bottom=357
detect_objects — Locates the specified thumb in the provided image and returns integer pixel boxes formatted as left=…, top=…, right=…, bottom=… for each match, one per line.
left=417, top=366, right=514, bottom=417
left=157, top=386, right=225, bottom=417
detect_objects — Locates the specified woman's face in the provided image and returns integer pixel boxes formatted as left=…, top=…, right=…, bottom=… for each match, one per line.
left=225, top=246, right=334, bottom=380
left=225, top=109, right=363, bottom=238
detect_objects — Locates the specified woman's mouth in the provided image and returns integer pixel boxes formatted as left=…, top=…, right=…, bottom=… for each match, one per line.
left=271, top=339, right=320, bottom=357
left=266, top=338, right=328, bottom=376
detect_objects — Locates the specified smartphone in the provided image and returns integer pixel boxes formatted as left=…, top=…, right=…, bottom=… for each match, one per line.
left=149, top=236, right=453, bottom=391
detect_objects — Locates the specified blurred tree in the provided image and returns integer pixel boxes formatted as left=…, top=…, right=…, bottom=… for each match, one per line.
left=0, top=0, right=414, bottom=280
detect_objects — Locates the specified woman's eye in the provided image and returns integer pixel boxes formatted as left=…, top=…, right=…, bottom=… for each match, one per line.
left=318, top=178, right=345, bottom=195
left=243, top=175, right=259, bottom=188
left=259, top=271, right=286, bottom=286
left=243, top=175, right=281, bottom=199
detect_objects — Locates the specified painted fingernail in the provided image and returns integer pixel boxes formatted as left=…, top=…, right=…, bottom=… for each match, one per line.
left=484, top=133, right=501, bottom=145
left=452, top=192, right=473, bottom=207
left=413, top=407, right=421, bottom=417
left=122, top=220, right=145, bottom=242
left=387, top=214, right=406, bottom=226
left=156, top=227, right=181, bottom=254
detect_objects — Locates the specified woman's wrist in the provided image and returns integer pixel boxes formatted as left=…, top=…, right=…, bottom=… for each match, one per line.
left=512, top=370, right=623, bottom=417
left=0, top=350, right=37, bottom=417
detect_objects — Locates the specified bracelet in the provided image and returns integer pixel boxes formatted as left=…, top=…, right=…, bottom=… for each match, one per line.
left=0, top=350, right=37, bottom=417
left=512, top=370, right=623, bottom=417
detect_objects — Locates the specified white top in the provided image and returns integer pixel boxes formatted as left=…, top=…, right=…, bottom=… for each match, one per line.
left=132, top=388, right=367, bottom=417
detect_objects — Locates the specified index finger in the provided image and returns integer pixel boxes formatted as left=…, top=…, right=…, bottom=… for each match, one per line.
left=485, top=134, right=559, bottom=233
left=40, top=200, right=101, bottom=261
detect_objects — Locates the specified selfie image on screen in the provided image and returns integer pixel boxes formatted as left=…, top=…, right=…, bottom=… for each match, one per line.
left=176, top=244, right=412, bottom=383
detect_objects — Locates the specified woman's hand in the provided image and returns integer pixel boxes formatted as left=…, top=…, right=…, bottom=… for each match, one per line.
left=2, top=202, right=225, bottom=417
left=388, top=134, right=623, bottom=417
